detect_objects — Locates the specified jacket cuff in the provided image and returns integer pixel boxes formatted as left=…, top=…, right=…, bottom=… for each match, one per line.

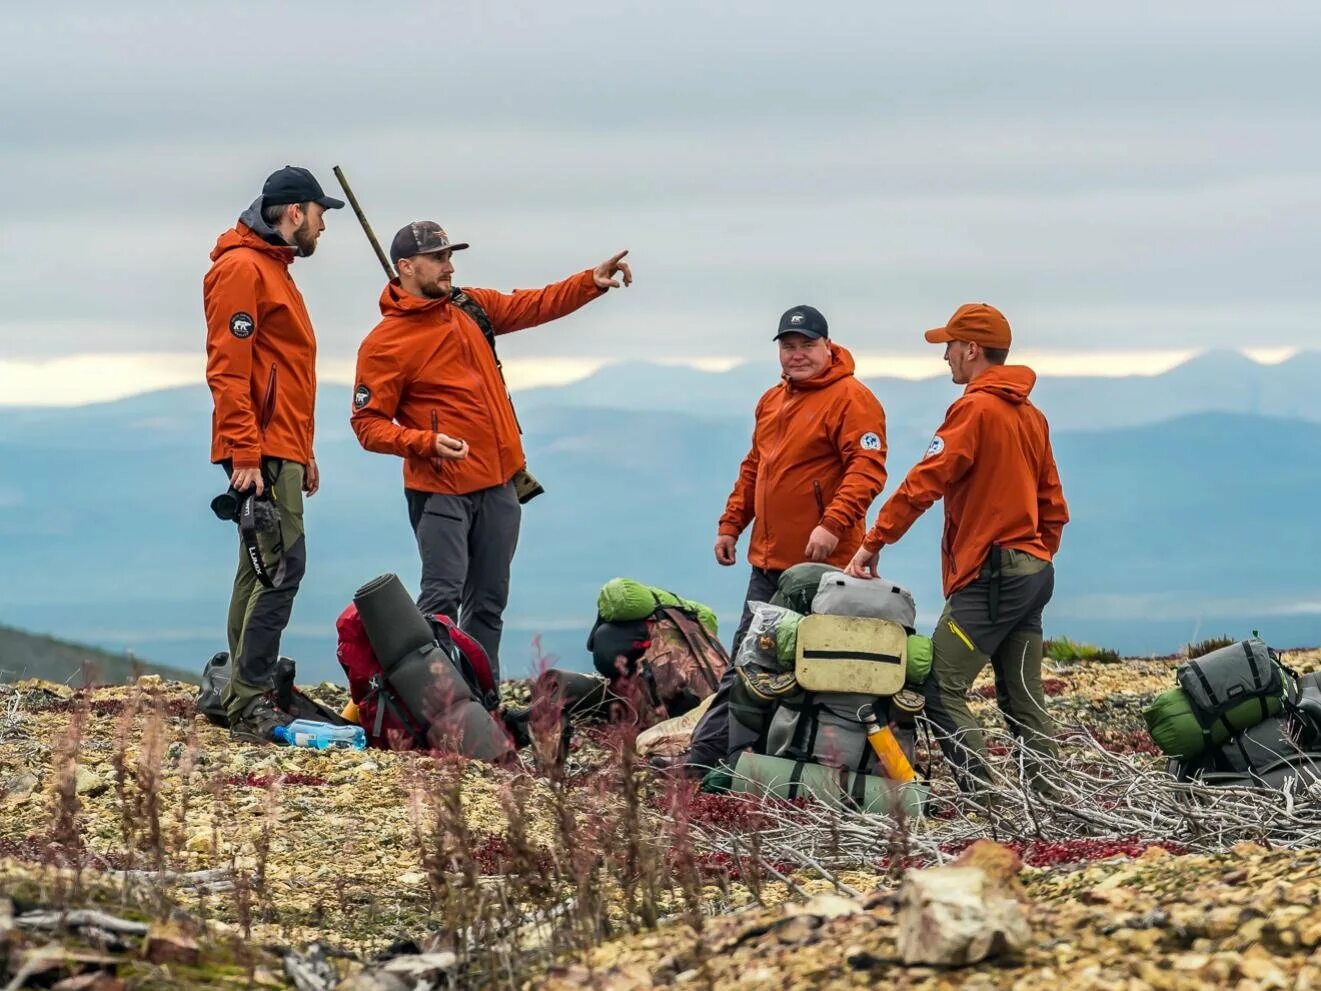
left=407, top=429, right=435, bottom=458
left=230, top=451, right=261, bottom=470
left=818, top=515, right=847, bottom=539
left=862, top=533, right=886, bottom=554
left=717, top=522, right=743, bottom=538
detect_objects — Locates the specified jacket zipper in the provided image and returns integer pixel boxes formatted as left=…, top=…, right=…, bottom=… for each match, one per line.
left=454, top=309, right=506, bottom=480
left=259, top=366, right=278, bottom=436
left=430, top=410, right=445, bottom=474
left=813, top=480, right=825, bottom=518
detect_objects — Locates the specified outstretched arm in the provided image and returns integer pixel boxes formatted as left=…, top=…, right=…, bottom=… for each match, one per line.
left=465, top=250, right=631, bottom=336
left=862, top=399, right=981, bottom=553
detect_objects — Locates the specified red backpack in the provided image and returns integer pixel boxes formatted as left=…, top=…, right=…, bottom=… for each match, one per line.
left=336, top=604, right=499, bottom=750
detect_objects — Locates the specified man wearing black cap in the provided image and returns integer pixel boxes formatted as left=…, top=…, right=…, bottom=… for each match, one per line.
left=351, top=222, right=631, bottom=679
left=686, top=306, right=888, bottom=772
left=204, top=165, right=343, bottom=744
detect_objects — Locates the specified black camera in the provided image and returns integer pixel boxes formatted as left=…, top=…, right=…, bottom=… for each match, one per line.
left=210, top=487, right=245, bottom=522
left=210, top=488, right=280, bottom=533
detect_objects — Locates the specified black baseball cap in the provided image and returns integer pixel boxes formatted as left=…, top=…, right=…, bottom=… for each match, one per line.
left=261, top=166, right=345, bottom=210
left=773, top=305, right=828, bottom=341
left=389, top=221, right=470, bottom=265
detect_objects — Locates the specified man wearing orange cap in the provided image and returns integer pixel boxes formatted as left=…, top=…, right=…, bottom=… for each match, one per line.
left=846, top=304, right=1069, bottom=794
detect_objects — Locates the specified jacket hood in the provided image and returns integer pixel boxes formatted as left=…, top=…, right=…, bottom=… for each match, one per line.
left=378, top=279, right=450, bottom=319
left=965, top=364, right=1037, bottom=404
left=785, top=342, right=857, bottom=391
left=210, top=198, right=296, bottom=263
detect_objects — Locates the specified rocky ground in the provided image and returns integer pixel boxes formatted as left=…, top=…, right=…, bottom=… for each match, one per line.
left=0, top=650, right=1318, bottom=989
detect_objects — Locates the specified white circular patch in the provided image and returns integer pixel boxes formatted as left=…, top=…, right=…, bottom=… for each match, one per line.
left=859, top=431, right=882, bottom=451
left=924, top=435, right=945, bottom=459
left=229, top=312, right=254, bottom=339
left=353, top=384, right=371, bottom=410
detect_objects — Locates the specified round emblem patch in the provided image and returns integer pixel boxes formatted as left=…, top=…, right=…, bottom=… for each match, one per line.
left=229, top=312, right=255, bottom=339
left=860, top=431, right=882, bottom=451
left=924, top=435, right=945, bottom=459
left=353, top=384, right=371, bottom=410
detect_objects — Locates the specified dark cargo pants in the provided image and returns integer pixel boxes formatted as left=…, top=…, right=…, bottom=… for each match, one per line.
left=407, top=481, right=521, bottom=683
left=222, top=459, right=307, bottom=721
left=920, top=548, right=1058, bottom=792
left=686, top=565, right=782, bottom=772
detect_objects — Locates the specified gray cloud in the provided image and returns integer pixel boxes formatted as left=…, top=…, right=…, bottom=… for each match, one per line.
left=1, top=0, right=1318, bottom=367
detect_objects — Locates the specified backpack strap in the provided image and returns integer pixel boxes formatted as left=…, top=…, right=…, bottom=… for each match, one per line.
left=786, top=759, right=806, bottom=800
left=450, top=289, right=524, bottom=435
left=846, top=765, right=869, bottom=810
left=365, top=674, right=428, bottom=749
left=786, top=695, right=821, bottom=761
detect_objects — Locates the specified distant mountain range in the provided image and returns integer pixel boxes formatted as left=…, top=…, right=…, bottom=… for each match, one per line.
left=0, top=624, right=195, bottom=686
left=1, top=351, right=1318, bottom=683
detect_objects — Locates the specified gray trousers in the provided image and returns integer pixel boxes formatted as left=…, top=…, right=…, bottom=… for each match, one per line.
left=686, top=566, right=782, bottom=772
left=407, top=481, right=521, bottom=682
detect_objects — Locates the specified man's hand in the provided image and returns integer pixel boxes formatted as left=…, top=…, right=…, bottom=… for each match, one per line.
left=845, top=545, right=881, bottom=579
left=230, top=466, right=265, bottom=497
left=714, top=534, right=737, bottom=566
left=434, top=433, right=470, bottom=461
left=304, top=458, right=320, bottom=497
left=804, top=525, right=839, bottom=563
left=593, top=249, right=633, bottom=290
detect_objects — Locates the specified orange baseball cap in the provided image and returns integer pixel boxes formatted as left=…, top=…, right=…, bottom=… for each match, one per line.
left=924, top=303, right=1012, bottom=348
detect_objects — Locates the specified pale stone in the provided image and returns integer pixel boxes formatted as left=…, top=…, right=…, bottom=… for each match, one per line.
left=896, top=865, right=1032, bottom=966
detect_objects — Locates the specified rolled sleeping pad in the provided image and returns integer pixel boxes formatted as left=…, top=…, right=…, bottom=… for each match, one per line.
left=385, top=642, right=514, bottom=762
left=354, top=573, right=513, bottom=763
left=729, top=751, right=928, bottom=817
left=353, top=573, right=436, bottom=664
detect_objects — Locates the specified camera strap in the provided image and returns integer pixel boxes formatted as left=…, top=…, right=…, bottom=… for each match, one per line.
left=237, top=493, right=287, bottom=590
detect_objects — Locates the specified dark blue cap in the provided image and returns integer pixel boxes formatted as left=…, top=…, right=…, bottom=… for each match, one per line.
left=261, top=166, right=345, bottom=210
left=774, top=305, right=828, bottom=340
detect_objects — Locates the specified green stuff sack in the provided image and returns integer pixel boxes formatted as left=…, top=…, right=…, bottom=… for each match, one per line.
left=1143, top=686, right=1285, bottom=761
left=597, top=577, right=718, bottom=635
left=729, top=751, right=928, bottom=817
left=906, top=634, right=933, bottom=685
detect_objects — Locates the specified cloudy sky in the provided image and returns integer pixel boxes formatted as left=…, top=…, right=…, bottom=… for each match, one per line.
left=2, top=0, right=1318, bottom=403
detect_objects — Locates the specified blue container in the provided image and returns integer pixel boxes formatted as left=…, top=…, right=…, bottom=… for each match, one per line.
left=273, top=719, right=367, bottom=750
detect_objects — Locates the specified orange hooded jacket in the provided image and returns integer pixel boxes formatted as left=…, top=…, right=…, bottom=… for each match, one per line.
left=719, top=344, right=888, bottom=572
left=863, top=365, right=1069, bottom=597
left=351, top=270, right=603, bottom=495
left=204, top=220, right=317, bottom=469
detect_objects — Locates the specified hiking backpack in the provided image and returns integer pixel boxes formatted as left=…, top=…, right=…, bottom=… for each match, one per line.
left=1171, top=670, right=1321, bottom=787
left=587, top=606, right=728, bottom=722
left=335, top=603, right=499, bottom=752
left=195, top=651, right=347, bottom=728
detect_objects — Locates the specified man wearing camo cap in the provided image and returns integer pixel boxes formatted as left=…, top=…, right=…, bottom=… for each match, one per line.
left=350, top=221, right=632, bottom=680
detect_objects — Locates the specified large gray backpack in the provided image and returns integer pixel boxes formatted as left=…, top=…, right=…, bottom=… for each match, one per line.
left=765, top=688, right=901, bottom=775
left=764, top=572, right=920, bottom=774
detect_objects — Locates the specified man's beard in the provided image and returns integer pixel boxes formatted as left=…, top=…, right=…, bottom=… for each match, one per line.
left=419, top=279, right=452, bottom=299
left=291, top=219, right=318, bottom=256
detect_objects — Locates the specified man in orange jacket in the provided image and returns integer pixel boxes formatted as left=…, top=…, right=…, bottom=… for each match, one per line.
left=846, top=303, right=1069, bottom=794
left=351, top=222, right=631, bottom=680
left=204, top=165, right=343, bottom=743
left=686, top=305, right=888, bottom=771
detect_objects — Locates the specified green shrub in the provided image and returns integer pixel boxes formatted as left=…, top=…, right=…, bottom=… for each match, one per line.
left=1045, top=636, right=1122, bottom=664
left=1186, top=635, right=1236, bottom=659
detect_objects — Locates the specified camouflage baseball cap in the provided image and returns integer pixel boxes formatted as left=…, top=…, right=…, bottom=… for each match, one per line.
left=389, top=221, right=470, bottom=265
